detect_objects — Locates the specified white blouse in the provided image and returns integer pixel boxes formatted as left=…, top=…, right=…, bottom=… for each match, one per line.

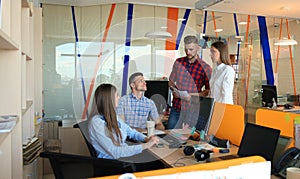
left=209, top=63, right=235, bottom=104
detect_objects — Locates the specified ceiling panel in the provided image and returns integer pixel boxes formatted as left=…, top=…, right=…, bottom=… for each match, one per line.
left=39, top=0, right=300, bottom=19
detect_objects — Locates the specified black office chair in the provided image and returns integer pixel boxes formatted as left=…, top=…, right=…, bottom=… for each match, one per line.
left=74, top=120, right=170, bottom=172
left=74, top=120, right=97, bottom=158
left=40, top=151, right=136, bottom=179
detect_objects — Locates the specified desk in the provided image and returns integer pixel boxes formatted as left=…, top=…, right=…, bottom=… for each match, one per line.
left=92, top=132, right=268, bottom=179
left=149, top=140, right=238, bottom=167
left=256, top=107, right=300, bottom=148
left=277, top=105, right=300, bottom=113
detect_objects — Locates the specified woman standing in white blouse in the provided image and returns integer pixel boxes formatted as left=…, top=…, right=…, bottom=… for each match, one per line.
left=209, top=41, right=235, bottom=104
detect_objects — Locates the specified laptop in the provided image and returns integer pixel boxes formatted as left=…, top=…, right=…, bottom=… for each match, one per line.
left=157, top=132, right=188, bottom=149
left=208, top=123, right=280, bottom=162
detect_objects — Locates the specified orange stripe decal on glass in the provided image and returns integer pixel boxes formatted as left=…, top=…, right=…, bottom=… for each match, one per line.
left=165, top=8, right=178, bottom=50
left=81, top=4, right=116, bottom=120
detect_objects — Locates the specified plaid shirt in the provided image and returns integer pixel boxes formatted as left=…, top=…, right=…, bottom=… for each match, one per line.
left=169, top=56, right=212, bottom=111
left=116, top=93, right=159, bottom=129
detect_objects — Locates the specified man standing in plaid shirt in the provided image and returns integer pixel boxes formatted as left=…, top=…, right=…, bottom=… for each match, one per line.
left=117, top=72, right=165, bottom=131
left=167, top=35, right=212, bottom=129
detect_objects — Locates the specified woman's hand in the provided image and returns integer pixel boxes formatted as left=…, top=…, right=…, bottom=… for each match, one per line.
left=142, top=136, right=160, bottom=149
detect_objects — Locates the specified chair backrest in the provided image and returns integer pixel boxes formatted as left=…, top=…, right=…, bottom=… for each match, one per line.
left=75, top=120, right=98, bottom=157
left=207, top=102, right=245, bottom=146
left=40, top=151, right=136, bottom=179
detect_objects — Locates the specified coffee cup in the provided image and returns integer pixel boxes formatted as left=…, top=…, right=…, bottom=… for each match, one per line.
left=146, top=121, right=155, bottom=137
left=287, top=167, right=300, bottom=179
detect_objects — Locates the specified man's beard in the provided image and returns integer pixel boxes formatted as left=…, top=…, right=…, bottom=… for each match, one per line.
left=187, top=54, right=196, bottom=60
left=137, top=87, right=146, bottom=92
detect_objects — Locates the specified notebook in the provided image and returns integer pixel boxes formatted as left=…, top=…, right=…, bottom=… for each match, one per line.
left=208, top=123, right=280, bottom=162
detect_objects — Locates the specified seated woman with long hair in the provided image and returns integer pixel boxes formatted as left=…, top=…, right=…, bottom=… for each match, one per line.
left=88, top=83, right=159, bottom=159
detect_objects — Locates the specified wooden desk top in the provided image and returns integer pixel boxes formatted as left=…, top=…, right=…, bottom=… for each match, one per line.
left=277, top=105, right=300, bottom=112
left=149, top=138, right=238, bottom=167
left=92, top=131, right=264, bottom=179
left=261, top=105, right=300, bottom=112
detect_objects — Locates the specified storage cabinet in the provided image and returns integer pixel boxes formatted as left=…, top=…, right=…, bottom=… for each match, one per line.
left=0, top=0, right=42, bottom=178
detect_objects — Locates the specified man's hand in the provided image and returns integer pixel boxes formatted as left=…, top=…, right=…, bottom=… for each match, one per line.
left=171, top=87, right=180, bottom=99
left=155, top=121, right=165, bottom=130
left=181, top=93, right=191, bottom=102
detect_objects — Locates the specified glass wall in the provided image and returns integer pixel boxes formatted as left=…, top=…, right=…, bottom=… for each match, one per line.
left=43, top=4, right=198, bottom=122
left=43, top=4, right=300, bottom=123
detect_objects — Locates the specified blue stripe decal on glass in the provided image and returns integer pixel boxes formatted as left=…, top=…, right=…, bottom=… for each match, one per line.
left=200, top=10, right=208, bottom=59
left=233, top=13, right=239, bottom=36
left=122, top=4, right=134, bottom=96
left=233, top=13, right=240, bottom=65
left=71, top=6, right=88, bottom=117
left=176, top=9, right=191, bottom=50
left=203, top=10, right=207, bottom=34
left=258, top=16, right=274, bottom=85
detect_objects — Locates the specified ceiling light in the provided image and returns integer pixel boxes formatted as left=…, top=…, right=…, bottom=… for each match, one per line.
left=195, top=0, right=224, bottom=10
left=235, top=35, right=244, bottom=41
left=215, top=28, right=223, bottom=32
left=238, top=21, right=247, bottom=25
left=274, top=38, right=297, bottom=46
left=145, top=31, right=172, bottom=39
left=144, top=6, right=172, bottom=39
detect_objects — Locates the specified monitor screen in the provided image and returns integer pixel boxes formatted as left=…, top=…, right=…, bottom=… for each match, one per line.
left=144, top=80, right=170, bottom=114
left=262, top=84, right=278, bottom=107
left=178, top=96, right=215, bottom=132
left=238, top=123, right=280, bottom=161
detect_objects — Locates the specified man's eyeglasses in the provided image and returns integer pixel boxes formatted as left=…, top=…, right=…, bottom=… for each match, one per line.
left=133, top=79, right=146, bottom=84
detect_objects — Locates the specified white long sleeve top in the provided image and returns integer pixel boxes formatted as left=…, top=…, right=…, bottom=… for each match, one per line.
left=209, top=63, right=235, bottom=104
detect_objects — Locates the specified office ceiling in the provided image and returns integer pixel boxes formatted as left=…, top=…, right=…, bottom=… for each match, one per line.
left=39, top=0, right=300, bottom=19
left=40, top=0, right=300, bottom=38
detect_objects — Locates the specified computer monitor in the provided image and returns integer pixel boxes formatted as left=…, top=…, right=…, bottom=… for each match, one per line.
left=238, top=123, right=280, bottom=161
left=144, top=80, right=170, bottom=114
left=178, top=96, right=215, bottom=132
left=262, top=84, right=278, bottom=107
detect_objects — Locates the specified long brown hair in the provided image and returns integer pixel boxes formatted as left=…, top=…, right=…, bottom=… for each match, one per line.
left=211, top=41, right=231, bottom=65
left=89, top=83, right=122, bottom=145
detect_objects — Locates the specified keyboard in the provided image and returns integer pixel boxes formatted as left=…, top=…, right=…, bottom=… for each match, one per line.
left=157, top=133, right=187, bottom=148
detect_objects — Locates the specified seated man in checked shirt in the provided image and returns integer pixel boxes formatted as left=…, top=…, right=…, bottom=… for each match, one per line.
left=116, top=72, right=165, bottom=131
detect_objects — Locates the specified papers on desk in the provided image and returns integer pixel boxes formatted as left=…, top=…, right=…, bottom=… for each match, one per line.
left=193, top=143, right=215, bottom=151
left=154, top=129, right=165, bottom=135
left=169, top=128, right=192, bottom=135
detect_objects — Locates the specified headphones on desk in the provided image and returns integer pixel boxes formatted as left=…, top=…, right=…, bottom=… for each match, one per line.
left=183, top=146, right=212, bottom=161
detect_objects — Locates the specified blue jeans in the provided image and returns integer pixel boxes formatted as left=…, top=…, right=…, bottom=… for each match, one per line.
left=167, top=107, right=181, bottom=129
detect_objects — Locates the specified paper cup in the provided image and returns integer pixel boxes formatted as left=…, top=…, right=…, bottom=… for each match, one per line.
left=146, top=121, right=155, bottom=137
left=287, top=167, right=300, bottom=179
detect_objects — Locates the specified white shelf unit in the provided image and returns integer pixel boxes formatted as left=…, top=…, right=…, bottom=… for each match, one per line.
left=0, top=0, right=43, bottom=178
